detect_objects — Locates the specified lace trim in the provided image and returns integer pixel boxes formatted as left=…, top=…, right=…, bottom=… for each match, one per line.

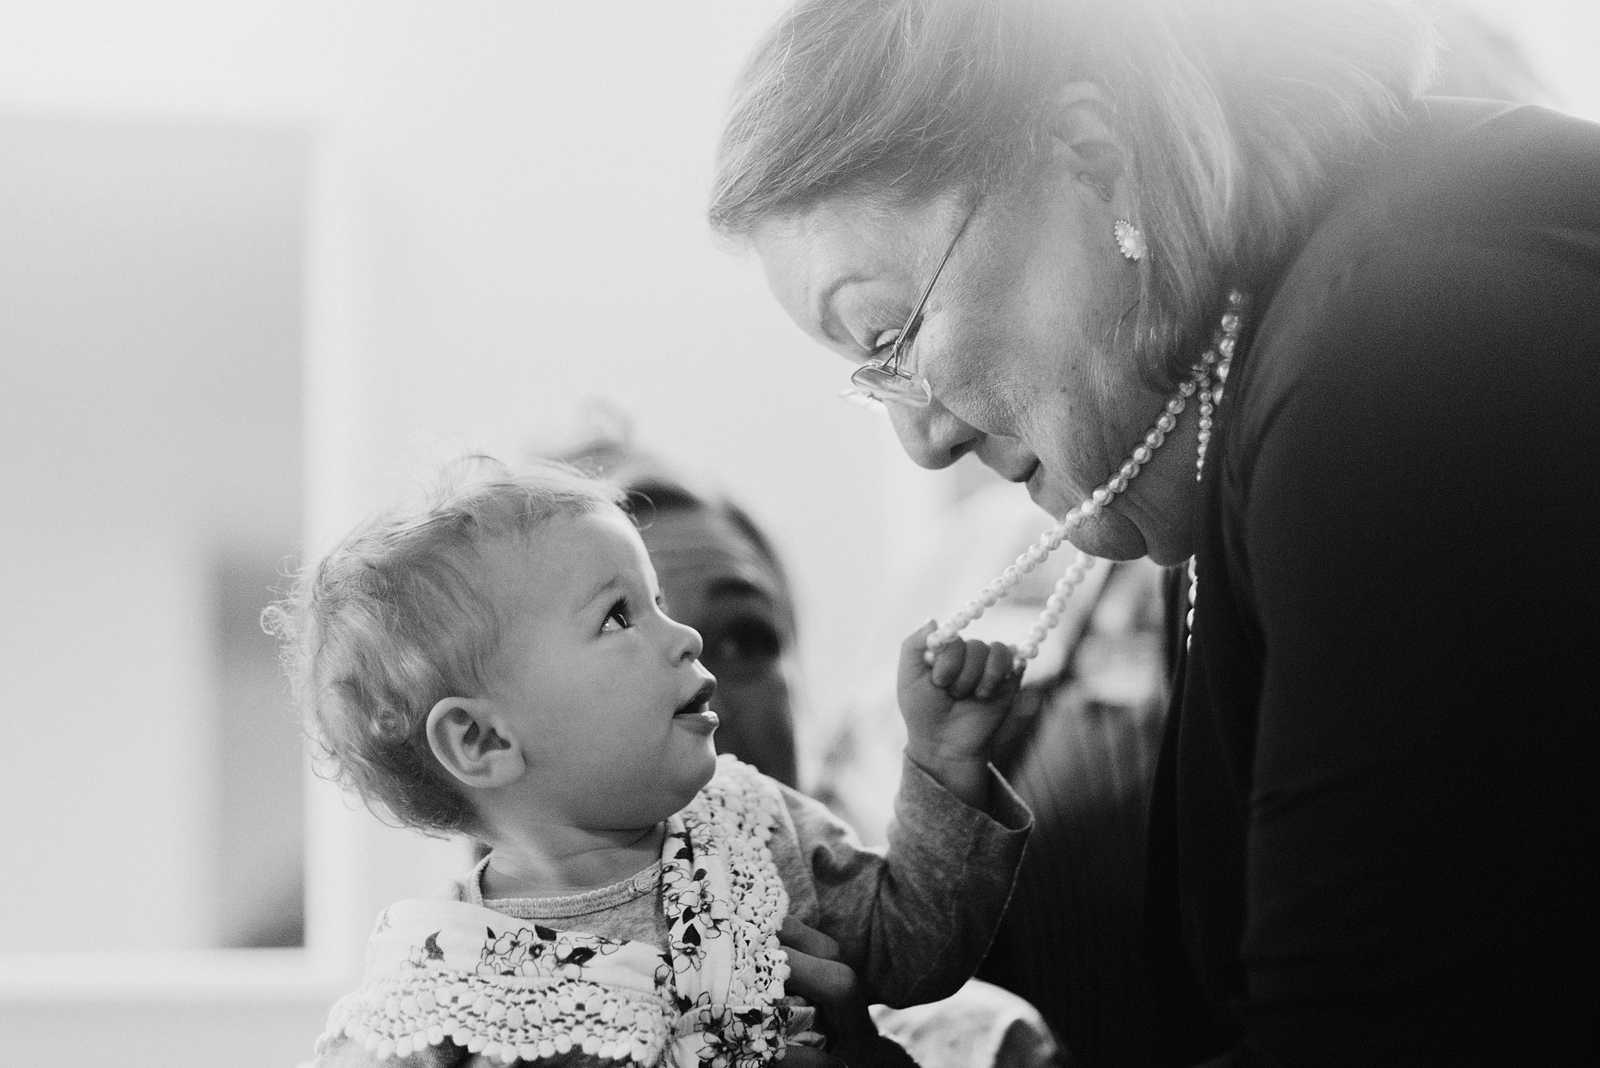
left=663, top=761, right=792, bottom=1068
left=328, top=964, right=673, bottom=1064
left=322, top=757, right=796, bottom=1067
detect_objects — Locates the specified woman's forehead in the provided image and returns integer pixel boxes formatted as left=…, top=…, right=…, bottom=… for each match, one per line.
left=753, top=202, right=934, bottom=343
left=641, top=510, right=774, bottom=582
left=756, top=198, right=945, bottom=271
left=643, top=517, right=786, bottom=621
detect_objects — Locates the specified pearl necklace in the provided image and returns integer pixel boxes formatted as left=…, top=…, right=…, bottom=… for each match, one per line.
left=926, top=290, right=1245, bottom=669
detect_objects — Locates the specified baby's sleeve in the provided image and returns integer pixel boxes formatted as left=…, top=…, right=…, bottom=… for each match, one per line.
left=774, top=756, right=1031, bottom=1008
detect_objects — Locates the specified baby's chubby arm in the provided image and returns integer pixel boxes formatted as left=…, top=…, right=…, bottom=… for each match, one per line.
left=777, top=624, right=1031, bottom=1007
left=897, top=621, right=1024, bottom=809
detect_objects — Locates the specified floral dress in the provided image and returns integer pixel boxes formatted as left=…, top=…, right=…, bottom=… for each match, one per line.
left=317, top=758, right=816, bottom=1068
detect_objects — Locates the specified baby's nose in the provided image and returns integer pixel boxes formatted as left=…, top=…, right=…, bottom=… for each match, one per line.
left=670, top=617, right=704, bottom=661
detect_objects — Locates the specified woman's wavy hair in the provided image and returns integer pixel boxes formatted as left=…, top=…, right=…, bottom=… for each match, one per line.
left=710, top=0, right=1437, bottom=385
left=262, top=457, right=624, bottom=836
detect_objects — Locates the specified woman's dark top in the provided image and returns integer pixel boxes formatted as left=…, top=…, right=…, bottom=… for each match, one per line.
left=977, top=561, right=1171, bottom=1067
left=1145, top=99, right=1600, bottom=1067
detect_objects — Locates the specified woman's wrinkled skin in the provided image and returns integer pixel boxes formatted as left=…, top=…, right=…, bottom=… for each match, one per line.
left=638, top=505, right=800, bottom=788
left=752, top=90, right=1205, bottom=565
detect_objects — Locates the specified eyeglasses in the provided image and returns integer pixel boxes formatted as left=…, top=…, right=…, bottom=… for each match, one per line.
left=844, top=205, right=977, bottom=408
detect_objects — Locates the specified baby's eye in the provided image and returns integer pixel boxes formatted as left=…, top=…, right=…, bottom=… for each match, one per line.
left=600, top=598, right=633, bottom=633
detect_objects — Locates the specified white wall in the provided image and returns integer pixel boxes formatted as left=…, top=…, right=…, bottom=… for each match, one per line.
left=0, top=114, right=308, bottom=954
left=1475, top=0, right=1600, bottom=118
left=1, top=0, right=922, bottom=736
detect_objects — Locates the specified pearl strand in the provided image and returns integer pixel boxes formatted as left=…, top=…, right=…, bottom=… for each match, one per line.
left=1187, top=297, right=1242, bottom=644
left=1194, top=299, right=1242, bottom=480
left=925, top=290, right=1245, bottom=670
left=1186, top=555, right=1201, bottom=650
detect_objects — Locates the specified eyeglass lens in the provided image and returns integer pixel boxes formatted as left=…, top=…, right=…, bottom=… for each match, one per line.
left=844, top=205, right=975, bottom=408
left=849, top=362, right=931, bottom=405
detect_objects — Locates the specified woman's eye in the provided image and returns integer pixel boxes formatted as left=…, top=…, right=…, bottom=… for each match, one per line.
left=870, top=329, right=902, bottom=357
left=702, top=617, right=782, bottom=676
left=600, top=599, right=633, bottom=633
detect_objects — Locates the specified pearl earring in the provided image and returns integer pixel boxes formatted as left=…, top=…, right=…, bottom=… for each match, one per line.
left=1114, top=219, right=1146, bottom=262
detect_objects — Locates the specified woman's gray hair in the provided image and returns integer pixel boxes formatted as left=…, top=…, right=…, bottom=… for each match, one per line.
left=711, top=0, right=1437, bottom=384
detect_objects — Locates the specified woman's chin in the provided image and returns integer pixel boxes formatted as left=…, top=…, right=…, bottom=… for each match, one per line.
left=1066, top=507, right=1150, bottom=562
left=1029, top=476, right=1152, bottom=561
left=1029, top=462, right=1198, bottom=565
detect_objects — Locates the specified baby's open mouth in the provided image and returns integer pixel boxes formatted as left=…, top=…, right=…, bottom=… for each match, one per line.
left=674, top=680, right=717, bottom=718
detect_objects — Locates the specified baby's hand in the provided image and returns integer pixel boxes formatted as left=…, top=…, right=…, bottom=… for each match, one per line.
left=897, top=621, right=1023, bottom=808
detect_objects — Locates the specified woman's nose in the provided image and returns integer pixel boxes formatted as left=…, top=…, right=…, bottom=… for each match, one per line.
left=887, top=397, right=983, bottom=469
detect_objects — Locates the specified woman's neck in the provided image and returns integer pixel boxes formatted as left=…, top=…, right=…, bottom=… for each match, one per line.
left=478, top=820, right=666, bottom=899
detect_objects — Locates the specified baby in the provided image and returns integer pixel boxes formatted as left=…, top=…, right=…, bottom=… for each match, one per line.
left=273, top=459, right=1031, bottom=1068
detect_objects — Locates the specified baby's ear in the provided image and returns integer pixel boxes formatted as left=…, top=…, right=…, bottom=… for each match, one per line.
left=426, top=697, right=525, bottom=790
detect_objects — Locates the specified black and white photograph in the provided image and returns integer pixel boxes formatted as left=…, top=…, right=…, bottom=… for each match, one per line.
left=2, top=1, right=1596, bottom=1064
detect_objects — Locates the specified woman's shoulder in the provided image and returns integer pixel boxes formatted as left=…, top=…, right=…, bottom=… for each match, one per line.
left=1338, top=99, right=1600, bottom=251
left=1234, top=101, right=1600, bottom=433
left=1275, top=102, right=1599, bottom=304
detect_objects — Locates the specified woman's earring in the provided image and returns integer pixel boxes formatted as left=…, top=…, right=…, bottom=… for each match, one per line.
left=1114, top=219, right=1147, bottom=262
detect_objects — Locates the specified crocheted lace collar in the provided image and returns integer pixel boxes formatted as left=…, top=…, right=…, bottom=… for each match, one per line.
left=319, top=757, right=803, bottom=1068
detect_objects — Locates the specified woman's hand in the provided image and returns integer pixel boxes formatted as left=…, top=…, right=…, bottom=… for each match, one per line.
left=779, top=917, right=918, bottom=1068
left=896, top=621, right=1022, bottom=809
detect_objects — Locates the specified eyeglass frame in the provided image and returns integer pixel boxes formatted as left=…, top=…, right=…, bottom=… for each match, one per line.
left=845, top=202, right=979, bottom=408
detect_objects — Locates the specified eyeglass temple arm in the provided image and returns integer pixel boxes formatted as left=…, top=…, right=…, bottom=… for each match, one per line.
left=885, top=205, right=979, bottom=372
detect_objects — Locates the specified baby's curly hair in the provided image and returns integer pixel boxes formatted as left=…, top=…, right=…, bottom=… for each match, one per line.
left=263, top=456, right=625, bottom=836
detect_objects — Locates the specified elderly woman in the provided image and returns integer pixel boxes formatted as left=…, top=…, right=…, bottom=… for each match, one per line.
left=711, top=0, right=1597, bottom=1064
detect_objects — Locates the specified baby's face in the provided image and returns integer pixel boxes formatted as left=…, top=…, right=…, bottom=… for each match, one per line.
left=479, top=509, right=720, bottom=831
left=641, top=507, right=798, bottom=787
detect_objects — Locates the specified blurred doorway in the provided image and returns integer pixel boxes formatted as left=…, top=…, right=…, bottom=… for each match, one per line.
left=0, top=113, right=307, bottom=951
